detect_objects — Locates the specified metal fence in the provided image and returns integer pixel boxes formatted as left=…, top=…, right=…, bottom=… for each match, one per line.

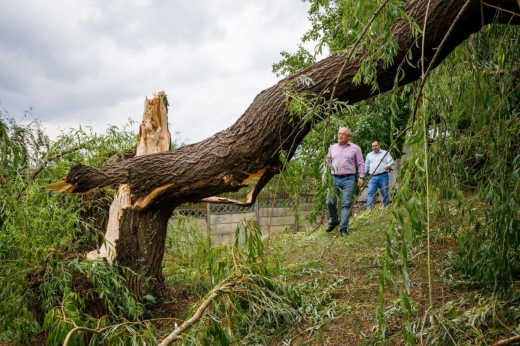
left=175, top=195, right=315, bottom=218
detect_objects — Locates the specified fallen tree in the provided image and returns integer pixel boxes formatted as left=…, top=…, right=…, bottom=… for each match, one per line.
left=47, top=0, right=520, bottom=297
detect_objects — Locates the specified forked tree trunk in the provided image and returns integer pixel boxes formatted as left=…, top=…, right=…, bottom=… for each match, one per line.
left=47, top=0, right=520, bottom=296
left=87, top=92, right=171, bottom=264
left=83, top=93, right=171, bottom=297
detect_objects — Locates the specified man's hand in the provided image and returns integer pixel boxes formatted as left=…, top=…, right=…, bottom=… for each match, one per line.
left=358, top=178, right=364, bottom=187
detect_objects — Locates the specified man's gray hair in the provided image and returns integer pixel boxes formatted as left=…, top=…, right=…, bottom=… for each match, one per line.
left=340, top=126, right=351, bottom=134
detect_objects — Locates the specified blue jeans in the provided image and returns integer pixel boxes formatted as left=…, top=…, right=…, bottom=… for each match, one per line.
left=366, top=172, right=390, bottom=210
left=326, top=175, right=355, bottom=230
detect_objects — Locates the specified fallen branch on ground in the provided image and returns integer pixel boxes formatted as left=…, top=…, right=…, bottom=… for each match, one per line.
left=491, top=335, right=520, bottom=346
left=159, top=280, right=239, bottom=346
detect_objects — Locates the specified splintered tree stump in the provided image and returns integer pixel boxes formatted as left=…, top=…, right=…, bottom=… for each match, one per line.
left=87, top=92, right=170, bottom=262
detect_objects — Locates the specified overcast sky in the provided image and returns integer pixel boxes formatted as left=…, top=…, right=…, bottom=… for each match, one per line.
left=0, top=0, right=315, bottom=144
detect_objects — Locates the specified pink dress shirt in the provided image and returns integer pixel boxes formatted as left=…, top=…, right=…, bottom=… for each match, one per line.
left=326, top=142, right=365, bottom=178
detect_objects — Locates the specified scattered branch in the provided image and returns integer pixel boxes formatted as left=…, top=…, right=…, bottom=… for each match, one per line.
left=483, top=1, right=520, bottom=18
left=63, top=326, right=104, bottom=346
left=482, top=66, right=519, bottom=75
left=159, top=281, right=238, bottom=346
left=491, top=335, right=520, bottom=346
left=29, top=144, right=85, bottom=181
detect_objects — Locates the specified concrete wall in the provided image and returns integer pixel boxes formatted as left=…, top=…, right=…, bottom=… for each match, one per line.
left=172, top=199, right=315, bottom=245
left=209, top=211, right=256, bottom=244
left=258, top=200, right=314, bottom=234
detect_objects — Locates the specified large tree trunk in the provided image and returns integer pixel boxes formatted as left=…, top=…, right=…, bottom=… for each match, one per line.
left=115, top=206, right=174, bottom=297
left=83, top=92, right=171, bottom=296
left=47, top=0, right=520, bottom=296
left=87, top=92, right=171, bottom=265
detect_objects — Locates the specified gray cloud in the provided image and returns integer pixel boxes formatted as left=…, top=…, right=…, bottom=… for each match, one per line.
left=0, top=0, right=313, bottom=144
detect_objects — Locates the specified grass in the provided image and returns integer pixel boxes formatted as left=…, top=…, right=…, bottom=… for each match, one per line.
left=269, top=207, right=395, bottom=345
left=158, top=205, right=453, bottom=345
left=165, top=202, right=520, bottom=345
left=260, top=203, right=520, bottom=346
left=15, top=203, right=520, bottom=345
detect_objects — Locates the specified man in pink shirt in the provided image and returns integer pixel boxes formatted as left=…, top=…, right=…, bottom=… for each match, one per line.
left=325, top=127, right=365, bottom=236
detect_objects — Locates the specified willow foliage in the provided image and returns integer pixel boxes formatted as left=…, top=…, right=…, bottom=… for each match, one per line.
left=1, top=0, right=519, bottom=343
left=273, top=0, right=520, bottom=343
left=0, top=115, right=140, bottom=344
left=384, top=23, right=520, bottom=345
left=421, top=25, right=520, bottom=293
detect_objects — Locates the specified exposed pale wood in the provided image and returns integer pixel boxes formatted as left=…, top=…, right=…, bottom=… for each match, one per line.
left=87, top=92, right=171, bottom=262
left=86, top=185, right=132, bottom=261
left=134, top=183, right=173, bottom=209
left=46, top=180, right=74, bottom=193
left=200, top=196, right=253, bottom=206
left=136, top=92, right=171, bottom=155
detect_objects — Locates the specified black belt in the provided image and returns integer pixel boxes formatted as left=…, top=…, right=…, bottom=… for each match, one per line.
left=371, top=171, right=388, bottom=177
left=333, top=174, right=355, bottom=178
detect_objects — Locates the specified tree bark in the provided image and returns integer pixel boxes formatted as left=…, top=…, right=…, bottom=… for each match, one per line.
left=47, top=0, right=520, bottom=296
left=115, top=206, right=174, bottom=297
left=86, top=92, right=171, bottom=265
left=84, top=92, right=171, bottom=296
